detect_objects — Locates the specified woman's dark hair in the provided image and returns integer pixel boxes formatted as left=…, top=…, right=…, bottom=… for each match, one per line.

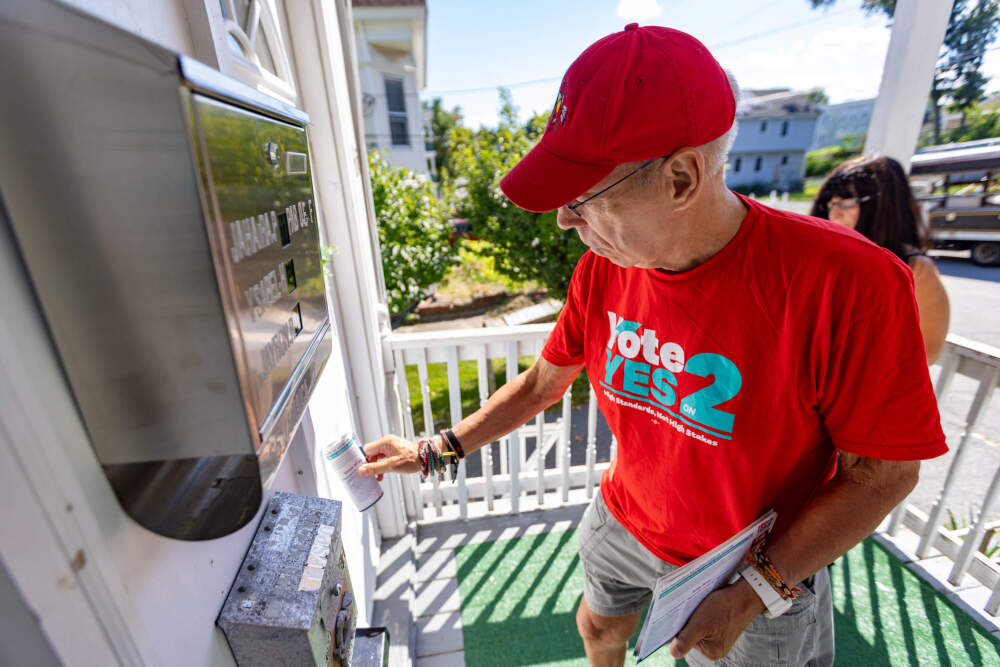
left=810, top=154, right=928, bottom=261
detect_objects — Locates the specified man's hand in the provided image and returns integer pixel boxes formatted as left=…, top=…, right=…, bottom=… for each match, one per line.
left=358, top=435, right=421, bottom=481
left=669, top=577, right=765, bottom=661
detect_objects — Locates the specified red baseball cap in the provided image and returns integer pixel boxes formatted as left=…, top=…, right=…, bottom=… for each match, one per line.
left=500, top=24, right=735, bottom=213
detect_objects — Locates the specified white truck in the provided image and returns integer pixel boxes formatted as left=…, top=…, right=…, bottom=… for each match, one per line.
left=911, top=140, right=1000, bottom=266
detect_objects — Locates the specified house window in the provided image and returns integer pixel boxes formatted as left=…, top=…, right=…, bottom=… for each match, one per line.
left=384, top=77, right=410, bottom=146
left=760, top=121, right=767, bottom=133
left=734, top=157, right=741, bottom=172
left=781, top=120, right=789, bottom=136
left=754, top=156, right=762, bottom=172
left=781, top=155, right=788, bottom=165
left=217, top=0, right=297, bottom=103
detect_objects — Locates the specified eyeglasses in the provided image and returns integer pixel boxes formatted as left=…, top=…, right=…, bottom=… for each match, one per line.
left=826, top=195, right=873, bottom=211
left=566, top=156, right=667, bottom=217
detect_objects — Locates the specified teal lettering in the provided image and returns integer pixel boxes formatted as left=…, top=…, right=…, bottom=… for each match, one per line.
left=604, top=354, right=625, bottom=385
left=617, top=319, right=641, bottom=333
left=650, top=368, right=678, bottom=408
left=623, top=360, right=651, bottom=397
left=679, top=353, right=742, bottom=434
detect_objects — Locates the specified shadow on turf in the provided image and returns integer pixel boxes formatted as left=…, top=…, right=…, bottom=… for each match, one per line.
left=454, top=529, right=1000, bottom=666
left=831, top=538, right=1000, bottom=667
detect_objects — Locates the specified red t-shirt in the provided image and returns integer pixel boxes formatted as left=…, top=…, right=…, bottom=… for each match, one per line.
left=542, top=196, right=948, bottom=565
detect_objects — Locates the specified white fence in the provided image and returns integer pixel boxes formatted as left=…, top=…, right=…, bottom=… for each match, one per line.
left=388, top=324, right=612, bottom=521
left=879, top=334, right=1000, bottom=620
left=389, top=327, right=1000, bottom=620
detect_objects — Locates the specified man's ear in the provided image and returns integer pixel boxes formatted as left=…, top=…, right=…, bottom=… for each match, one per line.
left=664, top=148, right=704, bottom=210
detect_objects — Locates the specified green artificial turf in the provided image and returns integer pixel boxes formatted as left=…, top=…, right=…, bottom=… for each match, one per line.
left=454, top=529, right=1000, bottom=666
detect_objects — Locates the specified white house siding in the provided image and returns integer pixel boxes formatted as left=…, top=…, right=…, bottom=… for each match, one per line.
left=813, top=99, right=875, bottom=149
left=0, top=1, right=390, bottom=664
left=728, top=152, right=807, bottom=191
left=353, top=3, right=431, bottom=175
left=726, top=113, right=818, bottom=191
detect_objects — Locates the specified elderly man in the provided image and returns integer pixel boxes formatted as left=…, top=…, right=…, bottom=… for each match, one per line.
left=360, top=24, right=947, bottom=666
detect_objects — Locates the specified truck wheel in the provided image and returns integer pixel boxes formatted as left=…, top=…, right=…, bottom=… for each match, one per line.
left=971, top=242, right=1000, bottom=266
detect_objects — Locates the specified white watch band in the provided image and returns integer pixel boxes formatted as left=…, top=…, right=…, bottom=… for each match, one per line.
left=740, top=565, right=793, bottom=619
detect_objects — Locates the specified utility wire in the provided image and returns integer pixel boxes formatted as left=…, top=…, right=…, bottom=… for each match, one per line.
left=423, top=6, right=860, bottom=97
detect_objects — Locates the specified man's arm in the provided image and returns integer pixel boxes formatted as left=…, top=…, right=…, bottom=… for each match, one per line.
left=358, top=357, right=584, bottom=478
left=670, top=453, right=919, bottom=661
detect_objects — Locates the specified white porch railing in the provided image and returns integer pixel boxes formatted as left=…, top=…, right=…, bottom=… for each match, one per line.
left=878, top=334, right=1000, bottom=623
left=388, top=326, right=1000, bottom=622
left=388, top=324, right=612, bottom=522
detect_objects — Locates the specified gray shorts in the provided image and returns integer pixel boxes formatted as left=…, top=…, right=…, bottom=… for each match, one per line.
left=578, top=490, right=835, bottom=666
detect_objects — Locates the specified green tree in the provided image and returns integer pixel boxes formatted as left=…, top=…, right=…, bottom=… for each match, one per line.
left=423, top=98, right=463, bottom=182
left=805, top=88, right=830, bottom=105
left=446, top=89, right=586, bottom=298
left=808, top=0, right=1000, bottom=142
left=943, top=103, right=1000, bottom=143
left=368, top=151, right=456, bottom=315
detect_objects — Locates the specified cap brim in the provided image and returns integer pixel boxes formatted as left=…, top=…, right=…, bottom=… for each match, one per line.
left=500, top=143, right=614, bottom=213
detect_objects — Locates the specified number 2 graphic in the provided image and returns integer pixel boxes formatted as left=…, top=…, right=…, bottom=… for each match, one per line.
left=679, top=353, right=742, bottom=434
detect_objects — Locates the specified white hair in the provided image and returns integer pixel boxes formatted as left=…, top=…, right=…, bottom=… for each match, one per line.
left=699, top=69, right=741, bottom=176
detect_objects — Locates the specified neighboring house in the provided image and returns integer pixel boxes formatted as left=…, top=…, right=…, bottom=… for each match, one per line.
left=352, top=0, right=434, bottom=175
left=726, top=89, right=820, bottom=192
left=812, top=98, right=875, bottom=149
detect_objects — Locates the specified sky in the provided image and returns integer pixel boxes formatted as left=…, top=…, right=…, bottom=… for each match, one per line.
left=421, top=0, right=1000, bottom=129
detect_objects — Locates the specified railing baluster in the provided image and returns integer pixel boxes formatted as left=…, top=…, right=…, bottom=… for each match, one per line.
left=987, top=582, right=1000, bottom=617
left=535, top=342, right=545, bottom=507
left=416, top=349, right=442, bottom=517
left=917, top=363, right=1000, bottom=558
left=445, top=346, right=468, bottom=520
left=561, top=388, right=572, bottom=503
left=586, top=386, right=597, bottom=498
left=885, top=499, right=907, bottom=537
left=947, top=366, right=1000, bottom=584
left=497, top=357, right=510, bottom=478
left=476, top=347, right=495, bottom=512
left=536, top=410, right=546, bottom=506
left=393, top=349, right=422, bottom=521
left=506, top=340, right=521, bottom=513
left=934, top=346, right=960, bottom=399
left=888, top=347, right=962, bottom=536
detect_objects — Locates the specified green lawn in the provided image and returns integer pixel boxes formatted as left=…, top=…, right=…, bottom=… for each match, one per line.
left=404, top=357, right=590, bottom=435
left=786, top=176, right=824, bottom=202
left=455, top=530, right=1000, bottom=666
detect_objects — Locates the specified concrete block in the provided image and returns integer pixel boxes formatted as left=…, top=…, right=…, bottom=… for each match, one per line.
left=217, top=492, right=356, bottom=666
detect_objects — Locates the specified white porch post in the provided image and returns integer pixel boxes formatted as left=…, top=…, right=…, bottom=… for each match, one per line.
left=863, top=0, right=954, bottom=169
left=285, top=0, right=409, bottom=538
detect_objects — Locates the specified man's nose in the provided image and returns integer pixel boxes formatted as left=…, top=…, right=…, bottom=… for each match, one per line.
left=556, top=206, right=584, bottom=230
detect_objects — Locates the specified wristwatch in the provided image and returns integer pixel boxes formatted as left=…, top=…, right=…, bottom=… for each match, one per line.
left=739, top=565, right=793, bottom=619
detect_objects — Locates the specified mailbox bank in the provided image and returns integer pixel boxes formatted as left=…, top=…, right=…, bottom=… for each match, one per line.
left=1, top=6, right=331, bottom=542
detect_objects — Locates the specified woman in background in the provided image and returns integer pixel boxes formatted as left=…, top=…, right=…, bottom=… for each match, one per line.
left=812, top=155, right=950, bottom=365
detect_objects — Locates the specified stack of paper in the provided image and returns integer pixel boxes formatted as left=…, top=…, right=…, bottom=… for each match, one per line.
left=634, top=510, right=777, bottom=663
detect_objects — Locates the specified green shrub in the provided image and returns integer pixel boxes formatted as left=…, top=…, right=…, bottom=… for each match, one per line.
left=730, top=181, right=776, bottom=196
left=445, top=90, right=586, bottom=299
left=368, top=151, right=456, bottom=314
left=806, top=134, right=863, bottom=177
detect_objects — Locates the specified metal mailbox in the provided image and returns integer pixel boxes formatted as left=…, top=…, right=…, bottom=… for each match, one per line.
left=0, top=2, right=332, bottom=539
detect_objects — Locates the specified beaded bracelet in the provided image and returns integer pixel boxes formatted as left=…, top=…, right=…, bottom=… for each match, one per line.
left=417, top=437, right=457, bottom=483
left=745, top=550, right=802, bottom=601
